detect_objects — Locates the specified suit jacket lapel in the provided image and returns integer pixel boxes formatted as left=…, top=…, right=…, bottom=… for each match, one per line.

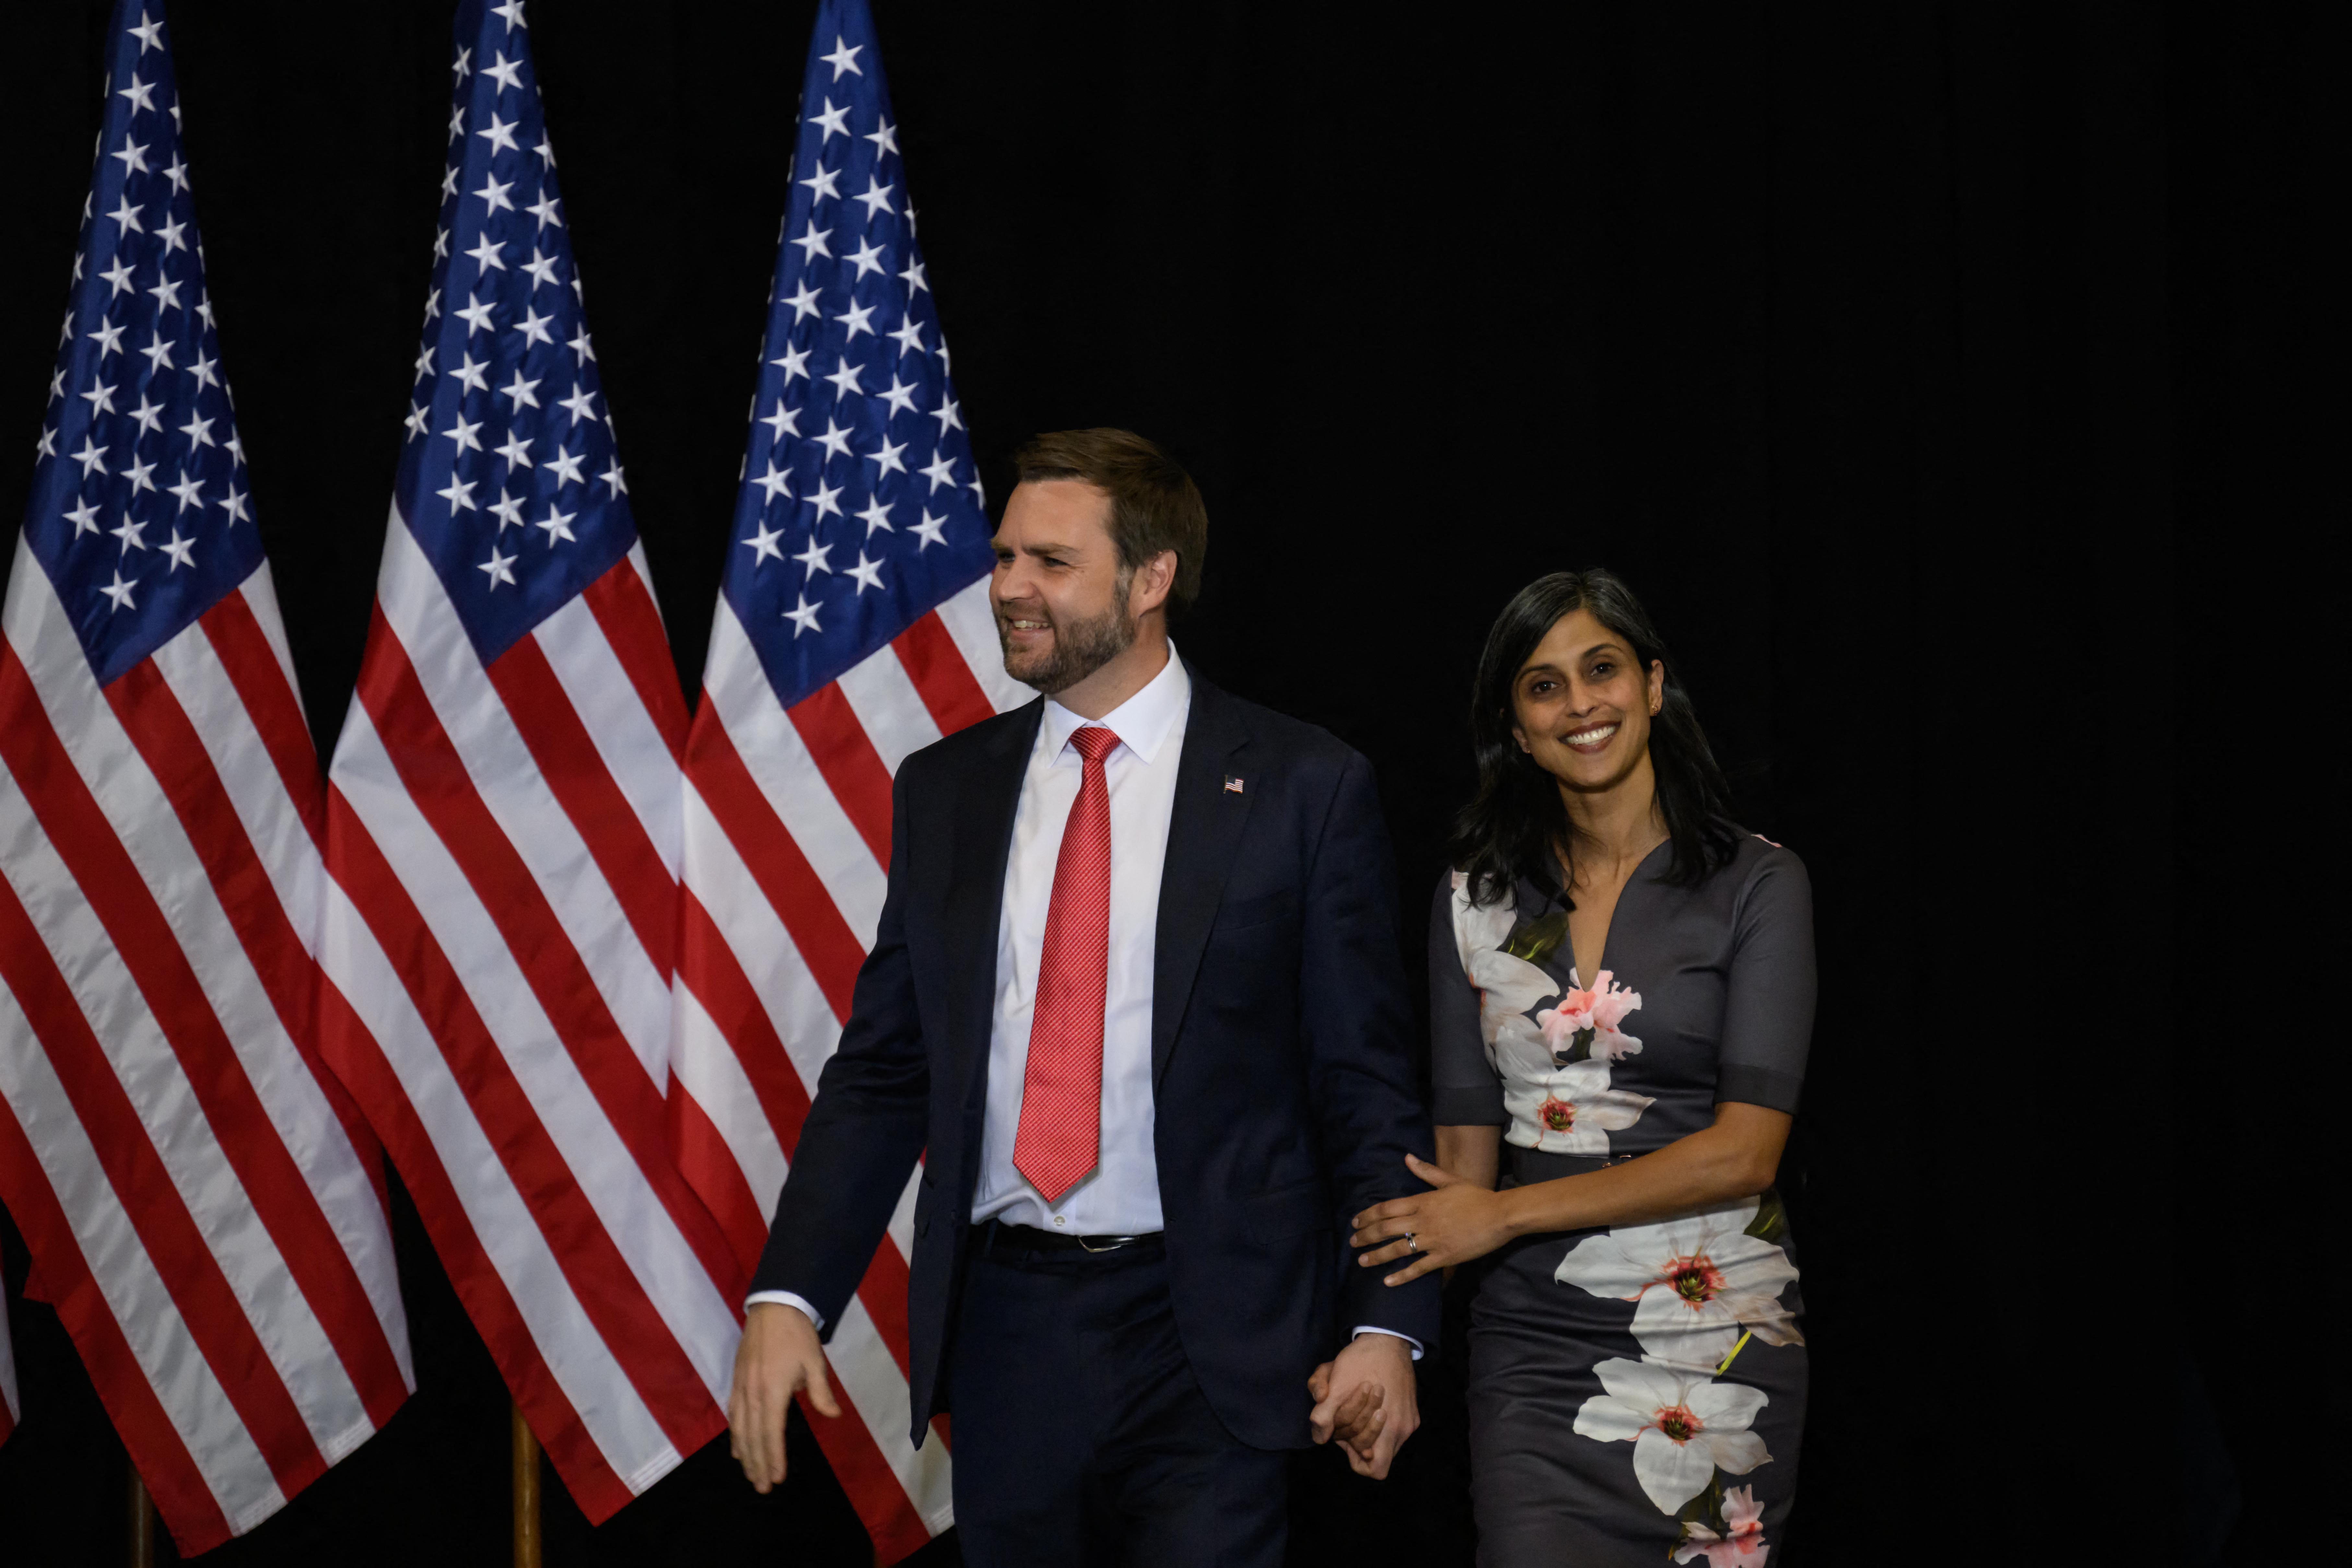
left=1152, top=672, right=1253, bottom=1088
left=943, top=698, right=1041, bottom=1124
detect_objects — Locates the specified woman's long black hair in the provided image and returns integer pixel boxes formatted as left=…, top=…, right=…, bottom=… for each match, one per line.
left=1446, top=569, right=1742, bottom=907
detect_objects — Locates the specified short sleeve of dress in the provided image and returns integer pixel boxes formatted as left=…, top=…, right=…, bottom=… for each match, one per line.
left=1715, top=845, right=1817, bottom=1114
left=1429, top=873, right=1507, bottom=1127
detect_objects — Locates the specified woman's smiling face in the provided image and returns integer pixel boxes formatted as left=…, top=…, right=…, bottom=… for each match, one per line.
left=1509, top=608, right=1665, bottom=797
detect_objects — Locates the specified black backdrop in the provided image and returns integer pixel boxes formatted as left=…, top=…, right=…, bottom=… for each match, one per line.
left=0, top=3, right=2321, bottom=1563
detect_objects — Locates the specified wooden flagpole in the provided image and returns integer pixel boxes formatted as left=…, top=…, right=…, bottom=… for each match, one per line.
left=126, top=1463, right=155, bottom=1568
left=511, top=1399, right=543, bottom=1568
left=511, top=1400, right=543, bottom=1567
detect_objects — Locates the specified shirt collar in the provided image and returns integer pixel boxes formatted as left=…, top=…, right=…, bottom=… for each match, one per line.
left=1040, top=644, right=1191, bottom=766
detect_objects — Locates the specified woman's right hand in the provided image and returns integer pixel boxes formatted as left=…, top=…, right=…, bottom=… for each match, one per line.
left=1307, top=1359, right=1385, bottom=1458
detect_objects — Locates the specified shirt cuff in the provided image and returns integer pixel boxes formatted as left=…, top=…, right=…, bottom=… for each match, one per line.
left=1351, top=1325, right=1423, bottom=1361
left=746, top=1290, right=824, bottom=1333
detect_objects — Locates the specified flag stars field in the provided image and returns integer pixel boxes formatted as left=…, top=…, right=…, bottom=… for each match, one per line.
left=393, top=0, right=638, bottom=658
left=713, top=5, right=995, bottom=682
left=25, top=11, right=260, bottom=662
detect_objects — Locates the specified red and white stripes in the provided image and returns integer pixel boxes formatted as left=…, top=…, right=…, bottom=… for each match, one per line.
left=674, top=574, right=1019, bottom=1561
left=318, top=510, right=742, bottom=1519
left=0, top=542, right=413, bottom=1554
left=2, top=507, right=1018, bottom=1553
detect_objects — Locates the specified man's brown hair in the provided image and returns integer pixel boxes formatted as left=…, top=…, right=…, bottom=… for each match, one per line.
left=1010, top=429, right=1208, bottom=614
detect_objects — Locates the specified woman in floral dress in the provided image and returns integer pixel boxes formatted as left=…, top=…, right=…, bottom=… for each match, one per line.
left=1347, top=570, right=1813, bottom=1565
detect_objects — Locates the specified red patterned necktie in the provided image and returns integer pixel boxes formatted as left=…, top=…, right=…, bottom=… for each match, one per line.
left=1014, top=725, right=1122, bottom=1205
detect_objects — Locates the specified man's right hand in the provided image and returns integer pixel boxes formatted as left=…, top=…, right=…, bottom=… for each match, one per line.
left=728, top=1301, right=840, bottom=1493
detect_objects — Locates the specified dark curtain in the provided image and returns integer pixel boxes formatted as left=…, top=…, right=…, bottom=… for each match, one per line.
left=0, top=3, right=2315, bottom=1562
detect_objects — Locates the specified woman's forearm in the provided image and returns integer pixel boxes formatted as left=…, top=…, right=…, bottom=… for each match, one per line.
left=1434, top=1124, right=1502, bottom=1191
left=1494, top=1104, right=1792, bottom=1237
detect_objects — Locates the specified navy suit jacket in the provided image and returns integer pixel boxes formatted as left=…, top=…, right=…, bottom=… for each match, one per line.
left=747, top=665, right=1441, bottom=1449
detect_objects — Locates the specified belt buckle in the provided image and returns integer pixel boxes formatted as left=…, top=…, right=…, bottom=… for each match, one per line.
left=1079, top=1233, right=1140, bottom=1254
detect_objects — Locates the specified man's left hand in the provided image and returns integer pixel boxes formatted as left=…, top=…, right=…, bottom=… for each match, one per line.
left=1308, top=1332, right=1419, bottom=1480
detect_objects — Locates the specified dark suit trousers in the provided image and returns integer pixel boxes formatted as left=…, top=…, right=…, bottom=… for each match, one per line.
left=947, top=1232, right=1288, bottom=1568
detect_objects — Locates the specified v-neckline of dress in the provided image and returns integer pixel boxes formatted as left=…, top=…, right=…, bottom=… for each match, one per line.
left=1551, top=837, right=1671, bottom=989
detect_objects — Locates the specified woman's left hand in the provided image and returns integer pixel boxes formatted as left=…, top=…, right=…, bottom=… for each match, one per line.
left=1351, top=1153, right=1517, bottom=1287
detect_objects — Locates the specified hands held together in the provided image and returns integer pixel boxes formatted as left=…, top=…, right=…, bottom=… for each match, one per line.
left=1306, top=1330, right=1419, bottom=1479
left=1306, top=1149, right=1513, bottom=1477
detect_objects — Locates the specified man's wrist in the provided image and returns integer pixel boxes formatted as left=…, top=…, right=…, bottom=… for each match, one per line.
left=745, top=1290, right=824, bottom=1333
left=1348, top=1326, right=1423, bottom=1361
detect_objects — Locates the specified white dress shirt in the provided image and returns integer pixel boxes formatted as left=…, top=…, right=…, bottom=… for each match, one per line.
left=752, top=648, right=1414, bottom=1355
left=970, top=649, right=1191, bottom=1233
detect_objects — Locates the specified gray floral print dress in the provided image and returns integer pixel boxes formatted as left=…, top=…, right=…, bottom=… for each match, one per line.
left=1429, top=834, right=1814, bottom=1567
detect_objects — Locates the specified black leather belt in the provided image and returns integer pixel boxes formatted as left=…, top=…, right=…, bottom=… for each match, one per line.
left=978, top=1219, right=1162, bottom=1256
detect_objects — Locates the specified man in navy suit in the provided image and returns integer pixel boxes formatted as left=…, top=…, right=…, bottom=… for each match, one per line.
left=727, top=429, right=1438, bottom=1567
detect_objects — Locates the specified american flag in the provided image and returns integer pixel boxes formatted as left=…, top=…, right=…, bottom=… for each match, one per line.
left=672, top=0, right=1016, bottom=1557
left=314, top=0, right=741, bottom=1522
left=0, top=2, right=413, bottom=1552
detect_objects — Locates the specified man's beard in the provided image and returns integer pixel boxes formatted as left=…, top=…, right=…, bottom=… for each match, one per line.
left=998, top=579, right=1137, bottom=695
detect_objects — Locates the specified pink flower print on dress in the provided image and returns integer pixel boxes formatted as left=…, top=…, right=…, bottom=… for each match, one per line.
left=1538, top=989, right=1597, bottom=1071
left=1546, top=985, right=1598, bottom=1035
left=1586, top=969, right=1639, bottom=1032
left=1536, top=969, right=1644, bottom=1065
left=1673, top=1485, right=1769, bottom=1566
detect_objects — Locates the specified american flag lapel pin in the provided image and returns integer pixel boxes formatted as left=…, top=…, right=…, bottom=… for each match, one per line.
left=1223, top=774, right=1245, bottom=794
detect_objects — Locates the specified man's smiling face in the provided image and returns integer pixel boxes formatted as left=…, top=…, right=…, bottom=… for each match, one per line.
left=988, top=477, right=1137, bottom=695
